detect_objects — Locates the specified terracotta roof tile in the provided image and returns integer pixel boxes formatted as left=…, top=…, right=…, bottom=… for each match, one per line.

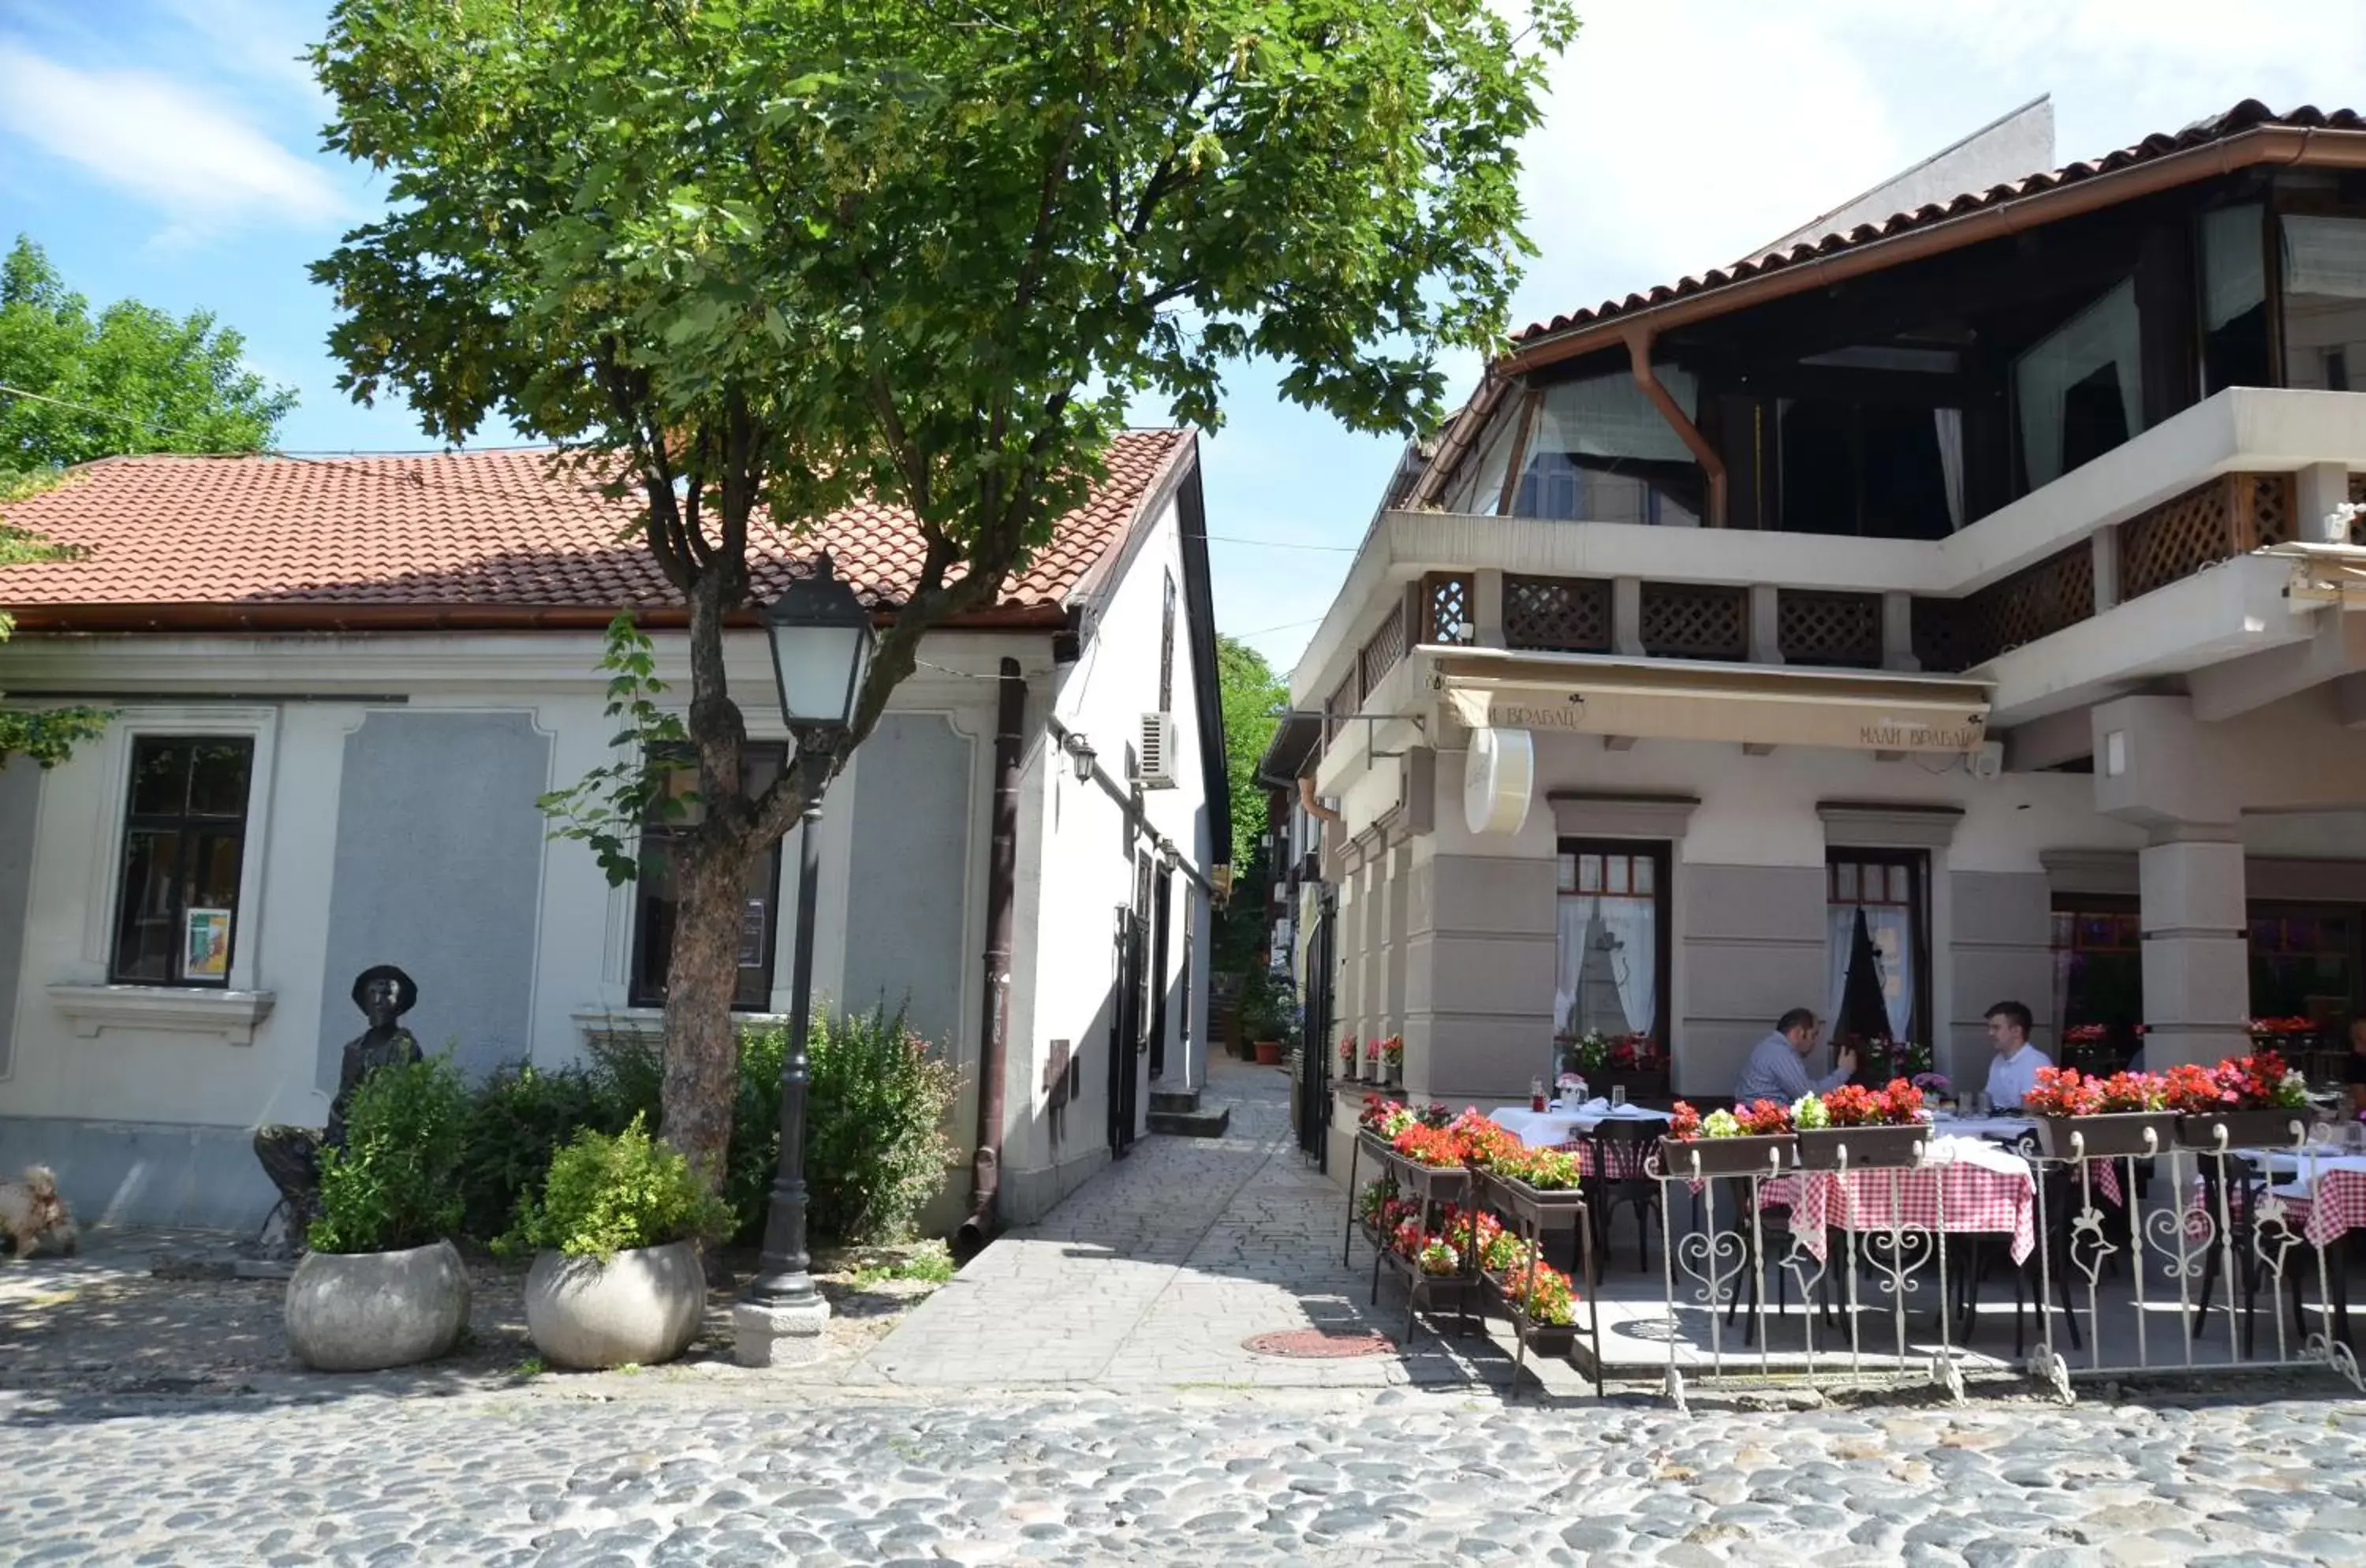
left=1512, top=100, right=2366, bottom=346
left=0, top=430, right=1189, bottom=629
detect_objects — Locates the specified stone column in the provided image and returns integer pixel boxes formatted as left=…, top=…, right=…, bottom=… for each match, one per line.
left=1401, top=850, right=1556, bottom=1104
left=2138, top=825, right=2252, bottom=1071
left=1383, top=840, right=1412, bottom=1038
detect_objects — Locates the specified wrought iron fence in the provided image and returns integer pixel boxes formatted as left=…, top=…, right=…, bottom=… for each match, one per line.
left=1642, top=1125, right=2365, bottom=1413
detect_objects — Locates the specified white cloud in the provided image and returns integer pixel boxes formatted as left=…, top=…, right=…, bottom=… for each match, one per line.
left=0, top=40, right=349, bottom=236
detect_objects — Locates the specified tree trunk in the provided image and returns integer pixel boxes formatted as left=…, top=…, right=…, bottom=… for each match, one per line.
left=659, top=831, right=748, bottom=1189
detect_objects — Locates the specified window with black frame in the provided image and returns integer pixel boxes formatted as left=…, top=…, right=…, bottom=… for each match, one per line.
left=1825, top=851, right=1929, bottom=1052
left=1554, top=841, right=1670, bottom=1047
left=2051, top=898, right=2143, bottom=1073
left=630, top=744, right=787, bottom=1010
left=110, top=736, right=255, bottom=987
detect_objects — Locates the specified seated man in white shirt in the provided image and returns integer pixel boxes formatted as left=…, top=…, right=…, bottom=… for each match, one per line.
left=1733, top=1008, right=1857, bottom=1106
left=1983, top=1000, right=2052, bottom=1109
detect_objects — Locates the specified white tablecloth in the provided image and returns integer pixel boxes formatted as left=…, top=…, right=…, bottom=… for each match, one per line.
left=1490, top=1102, right=1674, bottom=1149
left=1927, top=1113, right=2040, bottom=1145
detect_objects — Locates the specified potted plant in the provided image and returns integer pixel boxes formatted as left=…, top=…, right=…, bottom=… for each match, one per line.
left=2024, top=1067, right=2178, bottom=1159
left=1363, top=1036, right=1383, bottom=1084
left=1338, top=1034, right=1357, bottom=1083
left=1603, top=1033, right=1670, bottom=1101
left=2170, top=1053, right=2312, bottom=1151
left=1379, top=1035, right=1405, bottom=1088
left=504, top=1114, right=733, bottom=1370
left=285, top=1055, right=472, bottom=1372
left=1661, top=1099, right=1796, bottom=1178
left=1793, top=1079, right=1929, bottom=1169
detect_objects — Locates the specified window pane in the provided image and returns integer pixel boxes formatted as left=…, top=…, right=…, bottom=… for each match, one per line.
left=1889, top=864, right=1911, bottom=904
left=187, top=744, right=252, bottom=816
left=2201, top=205, right=2271, bottom=393
left=129, top=741, right=188, bottom=816
left=1578, top=854, right=1601, bottom=893
left=1607, top=856, right=1629, bottom=895
left=1633, top=856, right=1654, bottom=895
left=1834, top=862, right=1858, bottom=902
left=1556, top=853, right=1576, bottom=894
left=2015, top=279, right=2142, bottom=491
left=2282, top=216, right=2366, bottom=392
left=113, top=827, right=181, bottom=983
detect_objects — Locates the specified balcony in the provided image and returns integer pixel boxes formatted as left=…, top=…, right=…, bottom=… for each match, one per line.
left=1298, top=388, right=2366, bottom=737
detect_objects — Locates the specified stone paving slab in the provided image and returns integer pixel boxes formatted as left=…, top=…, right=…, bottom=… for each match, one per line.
left=851, top=1055, right=1571, bottom=1393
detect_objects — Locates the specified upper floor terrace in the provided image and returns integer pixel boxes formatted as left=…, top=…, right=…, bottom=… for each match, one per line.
left=1295, top=103, right=2366, bottom=772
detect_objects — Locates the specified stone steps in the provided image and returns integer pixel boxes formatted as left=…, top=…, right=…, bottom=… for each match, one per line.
left=1146, top=1103, right=1231, bottom=1139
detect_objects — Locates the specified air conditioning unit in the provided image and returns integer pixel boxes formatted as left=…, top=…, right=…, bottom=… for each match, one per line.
left=1133, top=711, right=1177, bottom=788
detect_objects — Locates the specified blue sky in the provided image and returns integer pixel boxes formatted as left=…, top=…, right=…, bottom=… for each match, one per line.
left=5, top=2, right=2363, bottom=677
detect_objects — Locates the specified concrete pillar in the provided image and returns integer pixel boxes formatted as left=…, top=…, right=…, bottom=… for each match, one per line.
left=1401, top=849, right=1556, bottom=1104
left=1881, top=591, right=1920, bottom=673
left=1473, top=569, right=1507, bottom=648
left=2297, top=461, right=2353, bottom=543
left=2090, top=525, right=2122, bottom=614
left=1612, top=577, right=1644, bottom=657
left=1748, top=583, right=1783, bottom=665
left=1383, top=840, right=1412, bottom=1036
left=2138, top=826, right=2252, bottom=1070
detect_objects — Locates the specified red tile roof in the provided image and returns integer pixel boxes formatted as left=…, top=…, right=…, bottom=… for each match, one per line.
left=0, top=430, right=1189, bottom=632
left=1512, top=100, right=2366, bottom=350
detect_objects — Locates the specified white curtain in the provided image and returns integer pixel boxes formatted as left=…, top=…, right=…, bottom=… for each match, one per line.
left=1824, top=905, right=1857, bottom=1035
left=2014, top=279, right=2143, bottom=490
left=2284, top=215, right=2366, bottom=300
left=1862, top=905, right=1916, bottom=1043
left=1932, top=407, right=1965, bottom=530
left=1557, top=893, right=1657, bottom=1037
left=1536, top=366, right=1700, bottom=467
left=2203, top=205, right=2267, bottom=329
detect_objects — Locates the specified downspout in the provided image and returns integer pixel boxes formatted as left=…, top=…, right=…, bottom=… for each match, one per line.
left=953, top=656, right=1024, bottom=1263
left=1626, top=328, right=1728, bottom=528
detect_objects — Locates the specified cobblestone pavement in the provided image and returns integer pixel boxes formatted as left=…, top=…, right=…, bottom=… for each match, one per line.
left=6, top=1379, right=2365, bottom=1565
left=846, top=1055, right=1532, bottom=1391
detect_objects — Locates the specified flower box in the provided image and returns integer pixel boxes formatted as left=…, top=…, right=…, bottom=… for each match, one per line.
left=1480, top=1170, right=1590, bottom=1232
left=2033, top=1111, right=2178, bottom=1160
left=1385, top=1155, right=1474, bottom=1207
left=2174, top=1108, right=2311, bottom=1152
left=1795, top=1123, right=1929, bottom=1170
left=1659, top=1134, right=1795, bottom=1179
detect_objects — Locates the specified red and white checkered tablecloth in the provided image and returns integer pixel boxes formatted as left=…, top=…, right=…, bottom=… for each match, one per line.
left=1550, top=1138, right=1655, bottom=1181
left=2301, top=1168, right=2366, bottom=1249
left=1760, top=1159, right=2039, bottom=1264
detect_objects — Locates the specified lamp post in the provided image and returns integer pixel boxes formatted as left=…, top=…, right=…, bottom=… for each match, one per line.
left=735, top=554, right=874, bottom=1367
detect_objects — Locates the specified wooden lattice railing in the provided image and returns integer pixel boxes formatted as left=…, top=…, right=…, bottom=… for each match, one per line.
left=1934, top=539, right=2096, bottom=670
left=1504, top=573, right=1613, bottom=653
left=2118, top=472, right=2297, bottom=601
left=1357, top=599, right=1408, bottom=700
left=1323, top=670, right=1356, bottom=745
left=1420, top=571, right=1477, bottom=645
left=1640, top=581, right=1747, bottom=661
left=1777, top=589, right=1882, bottom=667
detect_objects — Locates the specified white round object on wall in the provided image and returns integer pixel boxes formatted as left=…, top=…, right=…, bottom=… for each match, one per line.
left=1463, top=725, right=1534, bottom=836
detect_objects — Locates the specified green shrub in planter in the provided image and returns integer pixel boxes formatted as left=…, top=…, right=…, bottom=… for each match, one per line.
left=309, top=1053, right=469, bottom=1254
left=501, top=1114, right=733, bottom=1261
left=457, top=1061, right=629, bottom=1243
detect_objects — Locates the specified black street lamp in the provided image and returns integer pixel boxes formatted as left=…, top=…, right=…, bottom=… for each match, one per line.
left=741, top=555, right=874, bottom=1334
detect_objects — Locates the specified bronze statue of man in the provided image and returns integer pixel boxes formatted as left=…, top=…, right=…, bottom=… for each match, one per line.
left=252, top=965, right=424, bottom=1253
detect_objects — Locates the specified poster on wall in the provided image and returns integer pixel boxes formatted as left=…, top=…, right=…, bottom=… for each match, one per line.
left=738, top=899, right=767, bottom=969
left=185, top=908, right=232, bottom=980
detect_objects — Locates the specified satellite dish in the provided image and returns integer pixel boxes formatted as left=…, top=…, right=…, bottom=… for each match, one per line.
left=1463, top=726, right=1534, bottom=835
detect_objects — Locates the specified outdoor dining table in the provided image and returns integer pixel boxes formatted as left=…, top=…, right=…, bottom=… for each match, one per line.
left=1760, top=1137, right=2043, bottom=1263
left=1489, top=1101, right=1673, bottom=1150
left=2245, top=1152, right=2366, bottom=1249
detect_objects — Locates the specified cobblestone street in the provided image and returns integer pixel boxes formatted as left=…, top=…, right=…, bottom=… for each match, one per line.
left=6, top=1060, right=2366, bottom=1563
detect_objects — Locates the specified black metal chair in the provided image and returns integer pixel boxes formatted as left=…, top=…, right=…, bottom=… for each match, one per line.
left=1584, top=1122, right=1666, bottom=1275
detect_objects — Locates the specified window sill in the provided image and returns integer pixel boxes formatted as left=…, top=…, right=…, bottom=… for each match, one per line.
left=48, top=983, right=276, bottom=1044
left=573, top=1006, right=794, bottom=1052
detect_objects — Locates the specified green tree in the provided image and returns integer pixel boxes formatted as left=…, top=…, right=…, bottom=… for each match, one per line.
left=1216, top=634, right=1288, bottom=866
left=309, top=0, right=1572, bottom=1186
left=1, top=236, right=296, bottom=482
left=0, top=237, right=297, bottom=765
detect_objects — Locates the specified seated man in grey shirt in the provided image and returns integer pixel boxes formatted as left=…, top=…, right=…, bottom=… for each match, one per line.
left=1733, top=1008, right=1857, bottom=1105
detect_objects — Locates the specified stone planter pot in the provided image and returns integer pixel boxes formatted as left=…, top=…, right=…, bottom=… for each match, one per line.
left=2034, top=1111, right=2178, bottom=1160
left=1253, top=1039, right=1283, bottom=1066
left=285, top=1239, right=470, bottom=1372
left=1660, top=1134, right=1794, bottom=1180
left=524, top=1241, right=707, bottom=1370
left=2175, top=1108, right=2312, bottom=1152
left=1797, top=1123, right=1929, bottom=1170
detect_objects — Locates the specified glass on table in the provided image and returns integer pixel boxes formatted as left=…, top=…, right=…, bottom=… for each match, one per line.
left=1610, top=1084, right=1628, bottom=1110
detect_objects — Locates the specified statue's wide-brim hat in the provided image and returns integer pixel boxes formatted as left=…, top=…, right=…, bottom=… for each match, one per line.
left=351, top=963, right=419, bottom=1017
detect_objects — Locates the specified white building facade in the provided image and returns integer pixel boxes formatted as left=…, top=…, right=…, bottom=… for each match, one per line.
left=1278, top=101, right=2366, bottom=1173
left=0, top=434, right=1226, bottom=1234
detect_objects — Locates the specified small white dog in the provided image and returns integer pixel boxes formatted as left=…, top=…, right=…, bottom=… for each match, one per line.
left=0, top=1166, right=78, bottom=1259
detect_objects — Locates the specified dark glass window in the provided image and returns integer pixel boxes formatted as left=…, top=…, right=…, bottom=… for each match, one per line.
left=2200, top=204, right=2272, bottom=393
left=2051, top=898, right=2142, bottom=1072
left=1554, top=841, right=1670, bottom=1047
left=2281, top=215, right=2366, bottom=393
left=1825, top=851, right=1929, bottom=1049
left=630, top=745, right=787, bottom=1010
left=111, top=736, right=255, bottom=987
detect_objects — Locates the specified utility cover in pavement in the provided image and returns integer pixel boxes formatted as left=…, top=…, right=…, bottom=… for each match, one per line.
left=1241, top=1329, right=1396, bottom=1359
